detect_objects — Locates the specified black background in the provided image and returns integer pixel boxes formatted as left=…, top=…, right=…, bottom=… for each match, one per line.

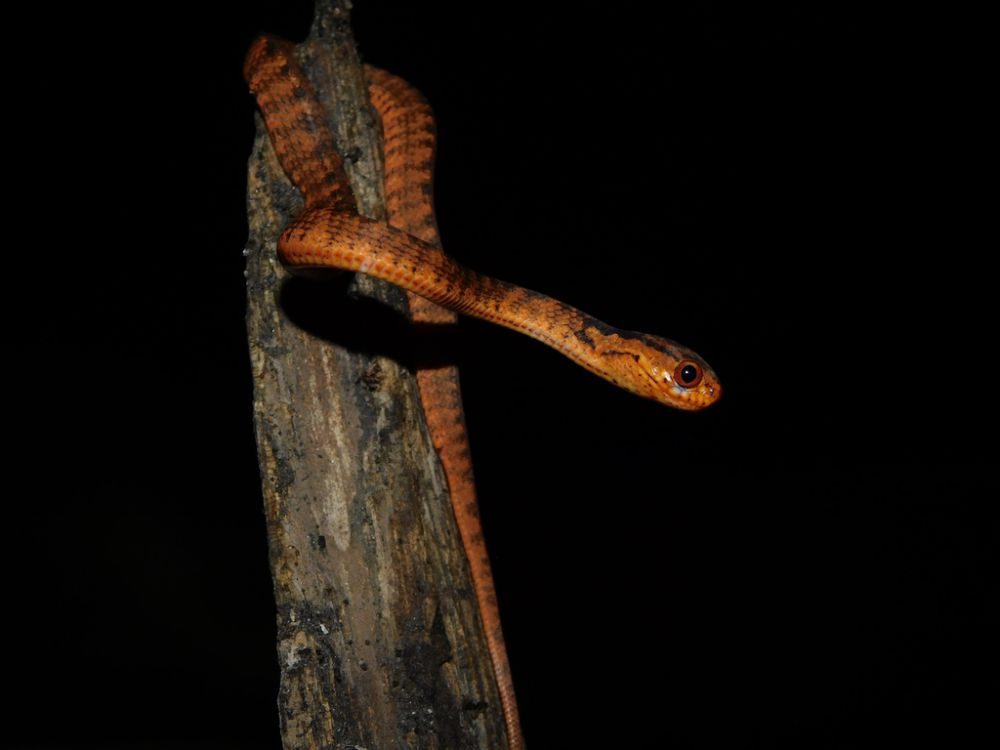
left=10, top=1, right=995, bottom=748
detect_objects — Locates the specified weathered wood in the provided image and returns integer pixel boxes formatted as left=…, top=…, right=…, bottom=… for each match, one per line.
left=244, top=2, right=507, bottom=747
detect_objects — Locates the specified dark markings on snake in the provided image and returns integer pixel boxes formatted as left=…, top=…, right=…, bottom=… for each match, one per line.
left=574, top=327, right=596, bottom=347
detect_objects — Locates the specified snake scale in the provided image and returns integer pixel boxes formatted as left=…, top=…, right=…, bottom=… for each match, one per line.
left=245, top=34, right=721, bottom=750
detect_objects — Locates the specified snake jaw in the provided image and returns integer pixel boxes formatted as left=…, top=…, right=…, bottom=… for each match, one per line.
left=670, top=377, right=722, bottom=410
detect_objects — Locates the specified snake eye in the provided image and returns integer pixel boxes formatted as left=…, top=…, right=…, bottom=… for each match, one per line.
left=674, top=360, right=703, bottom=388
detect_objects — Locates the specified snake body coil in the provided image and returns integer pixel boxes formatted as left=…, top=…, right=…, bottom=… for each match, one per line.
left=246, top=34, right=721, bottom=750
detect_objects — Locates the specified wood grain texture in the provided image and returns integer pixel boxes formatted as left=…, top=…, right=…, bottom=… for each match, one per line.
left=244, top=2, right=507, bottom=747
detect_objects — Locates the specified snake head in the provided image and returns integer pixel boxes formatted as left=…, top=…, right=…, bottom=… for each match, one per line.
left=588, top=328, right=722, bottom=411
left=634, top=333, right=722, bottom=410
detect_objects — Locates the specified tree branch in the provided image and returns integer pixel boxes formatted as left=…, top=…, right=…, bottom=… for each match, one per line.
left=244, top=1, right=506, bottom=747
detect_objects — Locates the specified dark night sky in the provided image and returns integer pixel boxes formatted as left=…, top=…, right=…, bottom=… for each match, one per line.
left=9, top=2, right=995, bottom=748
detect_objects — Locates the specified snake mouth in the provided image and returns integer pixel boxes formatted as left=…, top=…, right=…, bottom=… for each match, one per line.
left=674, top=379, right=722, bottom=410
left=707, top=382, right=722, bottom=404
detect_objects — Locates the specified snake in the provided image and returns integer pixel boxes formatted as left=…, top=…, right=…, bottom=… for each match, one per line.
left=245, top=34, right=721, bottom=750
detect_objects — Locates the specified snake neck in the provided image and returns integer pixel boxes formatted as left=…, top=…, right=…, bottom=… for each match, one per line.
left=280, top=209, right=592, bottom=354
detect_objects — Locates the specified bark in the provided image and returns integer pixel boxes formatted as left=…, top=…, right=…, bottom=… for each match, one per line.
left=244, top=2, right=506, bottom=747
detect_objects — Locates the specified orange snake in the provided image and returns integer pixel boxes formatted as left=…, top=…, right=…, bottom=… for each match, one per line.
left=246, top=34, right=721, bottom=750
